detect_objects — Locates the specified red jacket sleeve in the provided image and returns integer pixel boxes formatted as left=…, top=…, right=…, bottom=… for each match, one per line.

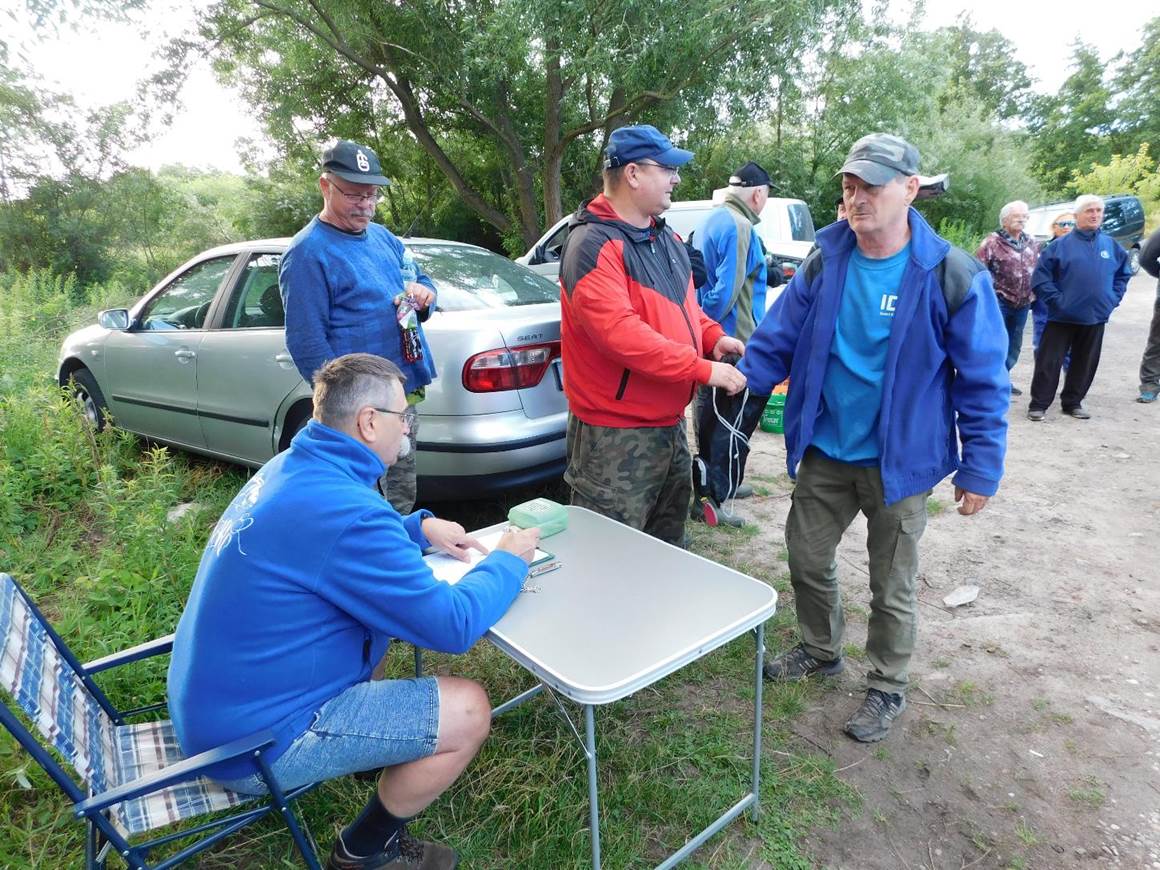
left=568, top=240, right=715, bottom=384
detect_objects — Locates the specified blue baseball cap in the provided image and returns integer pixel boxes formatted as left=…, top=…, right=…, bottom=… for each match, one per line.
left=603, top=125, right=694, bottom=169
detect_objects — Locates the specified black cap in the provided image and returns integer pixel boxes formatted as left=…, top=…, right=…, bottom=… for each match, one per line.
left=729, top=161, right=771, bottom=188
left=321, top=140, right=391, bottom=186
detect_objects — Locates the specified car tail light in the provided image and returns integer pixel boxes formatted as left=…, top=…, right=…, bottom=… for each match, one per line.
left=462, top=341, right=561, bottom=392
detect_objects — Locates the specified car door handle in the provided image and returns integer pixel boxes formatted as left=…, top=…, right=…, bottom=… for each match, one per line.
left=174, top=349, right=196, bottom=361
left=275, top=352, right=295, bottom=368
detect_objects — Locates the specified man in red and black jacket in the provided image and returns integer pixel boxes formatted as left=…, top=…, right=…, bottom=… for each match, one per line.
left=559, top=124, right=747, bottom=546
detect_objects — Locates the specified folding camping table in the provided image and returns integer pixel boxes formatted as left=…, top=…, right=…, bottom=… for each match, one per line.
left=483, top=506, right=777, bottom=869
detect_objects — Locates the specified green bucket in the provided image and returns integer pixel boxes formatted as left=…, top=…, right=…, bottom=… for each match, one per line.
left=760, top=393, right=786, bottom=434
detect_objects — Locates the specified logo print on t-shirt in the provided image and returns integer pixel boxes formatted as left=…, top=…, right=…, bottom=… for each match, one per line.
left=880, top=294, right=897, bottom=316
left=356, top=150, right=370, bottom=172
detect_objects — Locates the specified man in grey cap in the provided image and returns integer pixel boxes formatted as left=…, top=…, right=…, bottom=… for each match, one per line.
left=734, top=133, right=1009, bottom=741
left=280, top=139, right=438, bottom=513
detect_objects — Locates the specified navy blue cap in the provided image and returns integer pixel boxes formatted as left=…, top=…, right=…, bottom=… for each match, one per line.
left=322, top=140, right=391, bottom=186
left=603, top=125, right=693, bottom=169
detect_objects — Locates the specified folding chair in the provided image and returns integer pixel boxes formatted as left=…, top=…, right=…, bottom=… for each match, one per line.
left=0, top=572, right=324, bottom=869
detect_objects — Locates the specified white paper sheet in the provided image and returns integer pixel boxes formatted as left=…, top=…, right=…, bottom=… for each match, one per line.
left=424, top=530, right=552, bottom=585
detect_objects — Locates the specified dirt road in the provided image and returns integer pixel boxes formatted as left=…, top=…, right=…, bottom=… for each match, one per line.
left=733, top=269, right=1160, bottom=869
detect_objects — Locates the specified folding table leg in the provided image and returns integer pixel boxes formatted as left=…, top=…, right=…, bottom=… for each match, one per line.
left=752, top=622, right=765, bottom=822
left=584, top=704, right=601, bottom=869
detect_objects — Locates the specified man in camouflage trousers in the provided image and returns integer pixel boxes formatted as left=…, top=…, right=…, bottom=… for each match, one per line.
left=558, top=125, right=746, bottom=545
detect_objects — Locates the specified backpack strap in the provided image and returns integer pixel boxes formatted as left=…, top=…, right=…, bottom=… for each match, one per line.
left=800, top=245, right=977, bottom=315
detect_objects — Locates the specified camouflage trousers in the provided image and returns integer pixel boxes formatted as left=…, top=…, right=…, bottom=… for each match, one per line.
left=378, top=409, right=419, bottom=514
left=564, top=414, right=691, bottom=547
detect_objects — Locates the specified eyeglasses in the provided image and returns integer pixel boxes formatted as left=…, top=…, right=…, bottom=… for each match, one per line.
left=326, top=177, right=382, bottom=204
left=370, top=406, right=415, bottom=425
left=634, top=160, right=681, bottom=179
left=1053, top=221, right=1075, bottom=228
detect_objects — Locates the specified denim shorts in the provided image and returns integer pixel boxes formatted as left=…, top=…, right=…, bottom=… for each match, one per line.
left=218, top=676, right=440, bottom=795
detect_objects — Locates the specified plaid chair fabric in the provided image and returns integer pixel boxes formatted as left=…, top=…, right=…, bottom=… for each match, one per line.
left=0, top=574, right=250, bottom=837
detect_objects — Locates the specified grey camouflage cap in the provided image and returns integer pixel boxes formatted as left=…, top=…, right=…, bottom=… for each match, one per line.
left=837, top=133, right=920, bottom=185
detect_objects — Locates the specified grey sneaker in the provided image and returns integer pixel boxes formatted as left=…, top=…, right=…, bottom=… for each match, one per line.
left=732, top=483, right=754, bottom=499
left=1027, top=408, right=1045, bottom=421
left=762, top=643, right=844, bottom=682
left=843, top=688, right=906, bottom=743
left=1063, top=405, right=1091, bottom=419
left=327, top=829, right=459, bottom=870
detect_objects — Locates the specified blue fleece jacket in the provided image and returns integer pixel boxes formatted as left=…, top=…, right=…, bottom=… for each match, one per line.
left=738, top=208, right=1009, bottom=505
left=167, top=421, right=526, bottom=779
left=279, top=218, right=438, bottom=390
left=696, top=201, right=768, bottom=337
left=1031, top=228, right=1131, bottom=325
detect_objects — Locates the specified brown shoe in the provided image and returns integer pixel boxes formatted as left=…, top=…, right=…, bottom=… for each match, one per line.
left=327, top=830, right=458, bottom=870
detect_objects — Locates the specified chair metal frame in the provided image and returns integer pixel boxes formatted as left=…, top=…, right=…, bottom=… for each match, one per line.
left=0, top=574, right=324, bottom=869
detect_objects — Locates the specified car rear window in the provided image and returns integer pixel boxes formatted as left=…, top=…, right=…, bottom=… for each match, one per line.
left=410, top=244, right=560, bottom=311
left=787, top=204, right=816, bottom=242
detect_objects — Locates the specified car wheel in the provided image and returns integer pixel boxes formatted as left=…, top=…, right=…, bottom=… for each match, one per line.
left=278, top=402, right=313, bottom=453
left=1128, top=247, right=1141, bottom=275
left=70, top=368, right=109, bottom=431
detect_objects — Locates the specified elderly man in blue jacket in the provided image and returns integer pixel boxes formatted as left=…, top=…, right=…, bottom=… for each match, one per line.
left=281, top=140, right=438, bottom=514
left=741, top=134, right=1009, bottom=742
left=169, top=353, right=539, bottom=870
left=1027, top=194, right=1133, bottom=421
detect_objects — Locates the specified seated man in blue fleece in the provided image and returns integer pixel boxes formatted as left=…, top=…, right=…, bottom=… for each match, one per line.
left=168, top=352, right=539, bottom=870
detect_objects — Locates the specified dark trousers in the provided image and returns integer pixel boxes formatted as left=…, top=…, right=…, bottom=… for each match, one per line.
left=1139, top=286, right=1160, bottom=392
left=1030, top=321, right=1105, bottom=412
left=998, top=301, right=1030, bottom=370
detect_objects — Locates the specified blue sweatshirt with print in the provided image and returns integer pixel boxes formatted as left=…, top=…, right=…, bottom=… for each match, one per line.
left=738, top=208, right=1009, bottom=505
left=1031, top=228, right=1131, bottom=325
left=168, top=421, right=526, bottom=779
left=279, top=218, right=438, bottom=390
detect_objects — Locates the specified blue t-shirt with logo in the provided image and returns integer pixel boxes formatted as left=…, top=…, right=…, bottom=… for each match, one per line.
left=811, top=244, right=910, bottom=464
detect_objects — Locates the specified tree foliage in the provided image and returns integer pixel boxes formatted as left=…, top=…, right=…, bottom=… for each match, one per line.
left=195, top=0, right=845, bottom=249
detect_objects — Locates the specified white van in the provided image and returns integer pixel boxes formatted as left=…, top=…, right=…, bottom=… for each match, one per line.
left=517, top=193, right=816, bottom=281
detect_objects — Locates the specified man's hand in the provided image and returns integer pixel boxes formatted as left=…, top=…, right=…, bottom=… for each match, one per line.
left=707, top=361, right=747, bottom=395
left=405, top=282, right=436, bottom=311
left=494, top=526, right=541, bottom=565
left=954, top=487, right=989, bottom=516
left=421, top=518, right=487, bottom=562
left=712, top=335, right=745, bottom=360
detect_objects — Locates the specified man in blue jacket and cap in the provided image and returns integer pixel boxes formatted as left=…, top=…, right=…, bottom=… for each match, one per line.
left=740, top=133, right=1009, bottom=742
left=281, top=140, right=438, bottom=514
left=1028, top=194, right=1133, bottom=420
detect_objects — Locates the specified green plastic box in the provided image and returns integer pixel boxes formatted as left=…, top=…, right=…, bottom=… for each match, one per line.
left=508, top=497, right=569, bottom=537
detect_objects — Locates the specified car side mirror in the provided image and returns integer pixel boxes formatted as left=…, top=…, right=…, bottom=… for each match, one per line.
left=98, top=308, right=131, bottom=330
left=529, top=243, right=547, bottom=266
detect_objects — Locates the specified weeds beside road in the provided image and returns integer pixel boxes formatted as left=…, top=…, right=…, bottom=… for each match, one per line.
left=0, top=270, right=853, bottom=868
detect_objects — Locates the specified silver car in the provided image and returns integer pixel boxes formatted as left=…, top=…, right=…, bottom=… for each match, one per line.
left=57, top=238, right=567, bottom=500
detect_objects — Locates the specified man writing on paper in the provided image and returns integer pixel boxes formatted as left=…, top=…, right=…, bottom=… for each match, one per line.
left=169, top=353, right=539, bottom=870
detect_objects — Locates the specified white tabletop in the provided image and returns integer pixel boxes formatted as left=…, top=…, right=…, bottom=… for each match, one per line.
left=486, top=507, right=777, bottom=704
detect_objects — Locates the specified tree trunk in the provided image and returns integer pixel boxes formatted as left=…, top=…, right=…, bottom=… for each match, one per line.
left=542, top=35, right=564, bottom=227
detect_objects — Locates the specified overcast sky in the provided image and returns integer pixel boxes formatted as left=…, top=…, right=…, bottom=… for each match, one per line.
left=8, top=0, right=1149, bottom=174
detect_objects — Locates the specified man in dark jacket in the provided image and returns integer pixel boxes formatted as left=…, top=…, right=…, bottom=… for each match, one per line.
left=280, top=140, right=438, bottom=513
left=1028, top=194, right=1133, bottom=420
left=1135, top=228, right=1160, bottom=403
left=558, top=124, right=746, bottom=546
left=743, top=133, right=1009, bottom=743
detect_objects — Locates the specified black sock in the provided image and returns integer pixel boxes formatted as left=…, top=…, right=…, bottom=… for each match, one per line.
left=340, top=794, right=410, bottom=858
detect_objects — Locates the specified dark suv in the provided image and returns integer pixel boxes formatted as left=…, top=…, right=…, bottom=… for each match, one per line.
left=1100, top=194, right=1146, bottom=273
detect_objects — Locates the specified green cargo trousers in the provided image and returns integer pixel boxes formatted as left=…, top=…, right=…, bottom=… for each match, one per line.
left=785, top=450, right=930, bottom=694
left=564, top=414, right=691, bottom=547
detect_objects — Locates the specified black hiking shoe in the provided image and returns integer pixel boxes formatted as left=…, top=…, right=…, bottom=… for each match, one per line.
left=843, top=688, right=906, bottom=743
left=327, top=829, right=459, bottom=870
left=762, top=643, right=844, bottom=682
